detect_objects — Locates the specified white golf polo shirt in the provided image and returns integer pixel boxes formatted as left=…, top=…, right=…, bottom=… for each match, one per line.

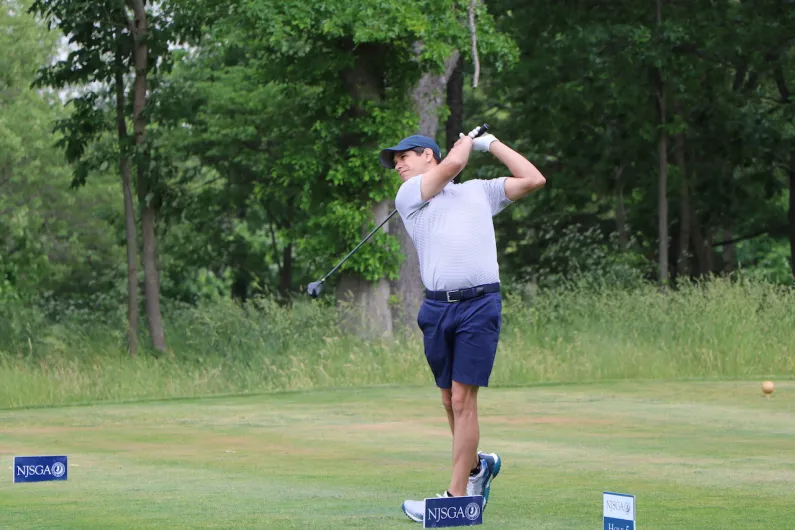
left=394, top=175, right=513, bottom=291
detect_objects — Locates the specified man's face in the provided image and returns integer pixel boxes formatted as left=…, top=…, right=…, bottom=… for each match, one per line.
left=393, top=148, right=435, bottom=182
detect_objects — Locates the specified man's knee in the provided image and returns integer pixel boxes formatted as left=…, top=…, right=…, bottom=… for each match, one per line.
left=450, top=383, right=478, bottom=416
left=441, top=389, right=453, bottom=413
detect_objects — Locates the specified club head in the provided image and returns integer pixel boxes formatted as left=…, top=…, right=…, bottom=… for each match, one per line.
left=307, top=281, right=324, bottom=298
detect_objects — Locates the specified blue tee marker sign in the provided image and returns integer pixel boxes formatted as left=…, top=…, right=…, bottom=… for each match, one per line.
left=424, top=495, right=483, bottom=528
left=13, top=456, right=68, bottom=483
left=603, top=492, right=635, bottom=530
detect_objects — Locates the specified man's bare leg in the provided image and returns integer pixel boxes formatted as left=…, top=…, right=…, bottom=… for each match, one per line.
left=447, top=381, right=480, bottom=496
left=441, top=388, right=480, bottom=471
left=441, top=388, right=455, bottom=435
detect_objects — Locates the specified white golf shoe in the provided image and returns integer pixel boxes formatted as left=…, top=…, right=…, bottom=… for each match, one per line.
left=402, top=491, right=453, bottom=523
left=402, top=453, right=501, bottom=523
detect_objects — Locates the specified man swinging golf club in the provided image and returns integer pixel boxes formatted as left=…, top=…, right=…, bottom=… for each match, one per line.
left=380, top=125, right=546, bottom=523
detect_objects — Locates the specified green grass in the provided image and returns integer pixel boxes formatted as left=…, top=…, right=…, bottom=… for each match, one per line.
left=1, top=278, right=793, bottom=408
left=1, top=381, right=794, bottom=528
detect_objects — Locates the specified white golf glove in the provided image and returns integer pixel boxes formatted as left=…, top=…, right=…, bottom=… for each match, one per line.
left=459, top=132, right=498, bottom=152
left=473, top=133, right=497, bottom=152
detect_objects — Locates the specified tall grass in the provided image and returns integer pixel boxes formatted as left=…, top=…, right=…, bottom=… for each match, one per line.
left=495, top=278, right=795, bottom=383
left=1, top=277, right=793, bottom=408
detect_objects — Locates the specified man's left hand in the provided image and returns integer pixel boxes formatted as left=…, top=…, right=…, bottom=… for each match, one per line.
left=473, top=134, right=498, bottom=153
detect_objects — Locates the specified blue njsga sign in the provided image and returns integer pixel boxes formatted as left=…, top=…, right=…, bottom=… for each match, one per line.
left=424, top=495, right=483, bottom=528
left=603, top=492, right=635, bottom=530
left=13, top=456, right=69, bottom=483
left=604, top=517, right=635, bottom=530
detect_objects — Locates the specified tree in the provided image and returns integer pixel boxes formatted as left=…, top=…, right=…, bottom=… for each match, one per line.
left=113, top=31, right=139, bottom=355
left=126, top=0, right=166, bottom=352
left=655, top=0, right=669, bottom=286
left=30, top=0, right=174, bottom=353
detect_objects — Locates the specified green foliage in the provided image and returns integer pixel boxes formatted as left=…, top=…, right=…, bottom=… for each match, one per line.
left=529, top=223, right=651, bottom=290
left=3, top=0, right=794, bottom=325
left=1, top=0, right=123, bottom=304
left=0, top=0, right=58, bottom=89
left=735, top=235, right=793, bottom=284
left=470, top=0, right=794, bottom=284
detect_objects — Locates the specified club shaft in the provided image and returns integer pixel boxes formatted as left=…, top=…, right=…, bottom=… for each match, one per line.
left=320, top=208, right=399, bottom=283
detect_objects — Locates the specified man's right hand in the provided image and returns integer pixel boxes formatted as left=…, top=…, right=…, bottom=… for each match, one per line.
left=456, top=132, right=475, bottom=148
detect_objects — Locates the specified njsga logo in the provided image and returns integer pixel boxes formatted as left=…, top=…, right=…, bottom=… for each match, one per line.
left=605, top=499, right=631, bottom=513
left=51, top=462, right=66, bottom=478
left=16, top=462, right=66, bottom=478
left=427, top=500, right=482, bottom=524
left=464, top=502, right=481, bottom=521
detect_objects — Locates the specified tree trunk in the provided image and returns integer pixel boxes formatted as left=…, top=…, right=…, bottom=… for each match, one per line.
left=389, top=207, right=423, bottom=333
left=615, top=187, right=629, bottom=251
left=445, top=54, right=464, bottom=156
left=336, top=43, right=393, bottom=337
left=703, top=230, right=714, bottom=274
left=114, top=41, right=138, bottom=358
left=722, top=226, right=736, bottom=274
left=688, top=203, right=712, bottom=276
left=127, top=0, right=166, bottom=352
left=789, top=151, right=795, bottom=280
left=657, top=122, right=669, bottom=286
left=231, top=204, right=250, bottom=302
left=280, top=209, right=293, bottom=299
left=231, top=268, right=249, bottom=302
left=655, top=0, right=669, bottom=287
left=336, top=199, right=394, bottom=339
left=139, top=208, right=166, bottom=349
left=389, top=50, right=462, bottom=334
left=772, top=65, right=795, bottom=280
left=613, top=166, right=629, bottom=251
left=281, top=242, right=292, bottom=298
left=673, top=110, right=690, bottom=279
left=412, top=50, right=461, bottom=139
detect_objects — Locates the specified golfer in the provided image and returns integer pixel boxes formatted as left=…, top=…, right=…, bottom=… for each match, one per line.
left=379, top=127, right=546, bottom=523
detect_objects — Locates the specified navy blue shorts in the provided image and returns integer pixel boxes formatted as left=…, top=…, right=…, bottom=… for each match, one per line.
left=416, top=291, right=502, bottom=389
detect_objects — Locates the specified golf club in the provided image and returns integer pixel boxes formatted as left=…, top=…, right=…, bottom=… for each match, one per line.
left=307, top=123, right=490, bottom=298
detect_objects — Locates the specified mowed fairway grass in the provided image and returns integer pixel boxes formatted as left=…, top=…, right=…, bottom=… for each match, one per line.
left=1, top=381, right=794, bottom=529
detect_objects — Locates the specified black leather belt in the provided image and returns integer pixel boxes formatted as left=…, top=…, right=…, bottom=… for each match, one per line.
left=425, top=282, right=500, bottom=303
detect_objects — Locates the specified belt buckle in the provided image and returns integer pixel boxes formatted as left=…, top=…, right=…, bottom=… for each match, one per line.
left=446, top=290, right=461, bottom=303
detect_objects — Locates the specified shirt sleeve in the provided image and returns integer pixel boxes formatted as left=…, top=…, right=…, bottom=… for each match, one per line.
left=481, top=177, right=514, bottom=216
left=395, top=175, right=428, bottom=220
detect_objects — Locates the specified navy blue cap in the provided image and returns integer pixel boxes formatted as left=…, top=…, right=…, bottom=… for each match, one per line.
left=379, top=135, right=441, bottom=169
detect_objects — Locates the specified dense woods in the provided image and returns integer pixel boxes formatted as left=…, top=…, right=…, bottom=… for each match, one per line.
left=2, top=0, right=793, bottom=353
